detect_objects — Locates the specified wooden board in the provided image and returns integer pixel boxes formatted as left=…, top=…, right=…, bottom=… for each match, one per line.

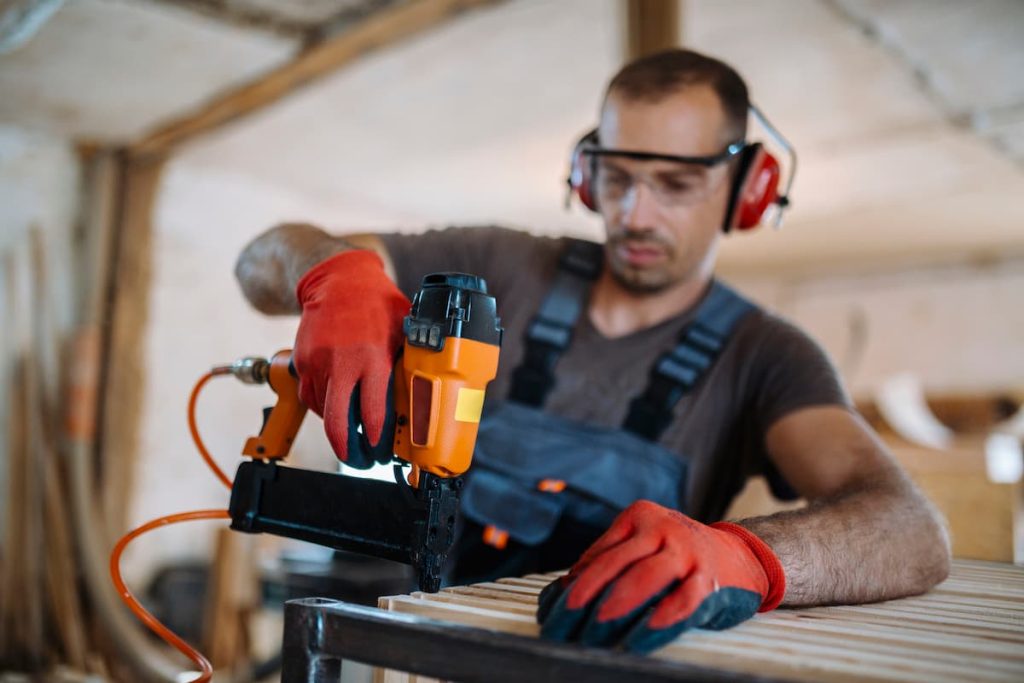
left=377, top=559, right=1024, bottom=683
left=895, top=441, right=1021, bottom=563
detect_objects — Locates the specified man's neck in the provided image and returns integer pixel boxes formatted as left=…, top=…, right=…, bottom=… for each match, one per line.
left=588, top=270, right=712, bottom=339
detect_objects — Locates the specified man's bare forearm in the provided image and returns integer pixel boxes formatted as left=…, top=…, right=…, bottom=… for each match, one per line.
left=740, top=474, right=950, bottom=607
left=234, top=223, right=392, bottom=314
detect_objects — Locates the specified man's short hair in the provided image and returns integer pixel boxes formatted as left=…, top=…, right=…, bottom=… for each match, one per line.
left=605, top=49, right=750, bottom=144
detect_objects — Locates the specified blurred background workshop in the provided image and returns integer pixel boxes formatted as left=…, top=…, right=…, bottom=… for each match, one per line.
left=1, top=1, right=1023, bottom=682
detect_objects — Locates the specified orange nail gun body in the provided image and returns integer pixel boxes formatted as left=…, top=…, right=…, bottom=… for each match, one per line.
left=228, top=273, right=501, bottom=591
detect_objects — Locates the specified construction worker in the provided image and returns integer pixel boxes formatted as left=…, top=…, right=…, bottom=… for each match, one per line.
left=234, top=49, right=950, bottom=654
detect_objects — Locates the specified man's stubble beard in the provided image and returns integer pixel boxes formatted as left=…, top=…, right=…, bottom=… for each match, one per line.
left=608, top=263, right=675, bottom=293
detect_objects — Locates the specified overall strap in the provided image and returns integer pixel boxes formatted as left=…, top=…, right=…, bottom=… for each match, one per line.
left=623, top=281, right=756, bottom=440
left=508, top=239, right=603, bottom=407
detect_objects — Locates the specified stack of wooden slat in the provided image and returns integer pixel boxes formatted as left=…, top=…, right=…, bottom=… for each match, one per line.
left=376, top=559, right=1024, bottom=683
left=0, top=229, right=95, bottom=674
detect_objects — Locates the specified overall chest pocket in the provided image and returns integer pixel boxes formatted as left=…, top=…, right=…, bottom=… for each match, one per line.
left=460, top=401, right=689, bottom=546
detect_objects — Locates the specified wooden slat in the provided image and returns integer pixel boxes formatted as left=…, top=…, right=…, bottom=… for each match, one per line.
left=30, top=229, right=90, bottom=670
left=129, top=0, right=502, bottom=159
left=378, top=560, right=1024, bottom=683
left=2, top=242, right=46, bottom=668
left=203, top=529, right=258, bottom=674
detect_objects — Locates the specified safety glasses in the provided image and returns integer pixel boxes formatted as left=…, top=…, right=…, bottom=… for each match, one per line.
left=582, top=142, right=746, bottom=208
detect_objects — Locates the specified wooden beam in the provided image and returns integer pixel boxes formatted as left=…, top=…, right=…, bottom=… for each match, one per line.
left=129, top=0, right=502, bottom=160
left=623, top=0, right=681, bottom=62
left=98, top=154, right=166, bottom=536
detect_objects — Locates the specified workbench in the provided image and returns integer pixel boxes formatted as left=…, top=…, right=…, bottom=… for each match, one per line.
left=281, top=559, right=1024, bottom=682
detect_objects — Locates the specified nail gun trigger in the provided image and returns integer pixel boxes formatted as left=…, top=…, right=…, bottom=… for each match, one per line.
left=393, top=463, right=423, bottom=509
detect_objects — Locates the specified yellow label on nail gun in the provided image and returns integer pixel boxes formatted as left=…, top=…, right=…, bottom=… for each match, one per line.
left=454, top=388, right=485, bottom=423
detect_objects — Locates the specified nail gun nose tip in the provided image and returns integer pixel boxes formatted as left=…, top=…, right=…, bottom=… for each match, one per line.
left=419, top=573, right=441, bottom=593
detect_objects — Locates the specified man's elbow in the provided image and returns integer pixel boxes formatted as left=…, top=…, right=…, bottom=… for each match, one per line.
left=235, top=236, right=293, bottom=315
left=909, top=492, right=952, bottom=593
left=235, top=223, right=328, bottom=315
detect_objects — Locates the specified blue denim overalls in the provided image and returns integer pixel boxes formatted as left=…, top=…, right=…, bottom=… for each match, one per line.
left=448, top=240, right=758, bottom=584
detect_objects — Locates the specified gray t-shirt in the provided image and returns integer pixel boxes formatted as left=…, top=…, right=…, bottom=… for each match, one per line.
left=380, top=226, right=849, bottom=522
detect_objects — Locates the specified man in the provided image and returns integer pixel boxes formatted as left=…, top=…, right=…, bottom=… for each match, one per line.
left=235, top=49, right=949, bottom=654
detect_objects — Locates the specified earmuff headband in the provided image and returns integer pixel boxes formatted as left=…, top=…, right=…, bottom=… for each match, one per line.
left=748, top=105, right=796, bottom=227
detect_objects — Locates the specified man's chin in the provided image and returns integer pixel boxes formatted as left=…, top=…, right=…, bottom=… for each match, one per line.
left=609, top=265, right=674, bottom=294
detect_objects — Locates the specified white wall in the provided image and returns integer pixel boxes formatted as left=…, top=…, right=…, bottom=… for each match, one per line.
left=0, top=124, right=80, bottom=321
left=730, top=258, right=1024, bottom=399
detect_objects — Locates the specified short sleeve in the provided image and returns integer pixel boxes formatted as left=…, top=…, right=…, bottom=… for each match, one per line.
left=377, top=226, right=559, bottom=305
left=746, top=313, right=852, bottom=438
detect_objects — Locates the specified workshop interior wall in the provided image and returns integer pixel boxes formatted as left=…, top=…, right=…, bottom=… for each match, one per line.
left=730, top=260, right=1024, bottom=400
left=0, top=124, right=79, bottom=317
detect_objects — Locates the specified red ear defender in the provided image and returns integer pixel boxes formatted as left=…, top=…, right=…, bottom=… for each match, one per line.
left=724, top=143, right=782, bottom=232
left=567, top=130, right=600, bottom=213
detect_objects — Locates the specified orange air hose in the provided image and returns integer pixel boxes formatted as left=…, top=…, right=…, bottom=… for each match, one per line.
left=109, top=366, right=239, bottom=681
left=110, top=509, right=230, bottom=683
left=188, top=367, right=233, bottom=489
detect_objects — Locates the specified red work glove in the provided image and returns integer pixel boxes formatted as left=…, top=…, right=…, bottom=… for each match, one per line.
left=537, top=500, right=785, bottom=653
left=294, top=250, right=410, bottom=465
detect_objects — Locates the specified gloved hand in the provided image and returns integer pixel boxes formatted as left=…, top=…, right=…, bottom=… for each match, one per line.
left=537, top=500, right=785, bottom=653
left=294, top=250, right=410, bottom=467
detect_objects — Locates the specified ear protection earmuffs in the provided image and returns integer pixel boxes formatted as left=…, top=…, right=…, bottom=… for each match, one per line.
left=566, top=106, right=794, bottom=232
left=721, top=142, right=783, bottom=231
left=567, top=130, right=600, bottom=213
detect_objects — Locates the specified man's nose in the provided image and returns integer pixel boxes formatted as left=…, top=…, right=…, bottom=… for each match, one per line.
left=622, top=181, right=660, bottom=230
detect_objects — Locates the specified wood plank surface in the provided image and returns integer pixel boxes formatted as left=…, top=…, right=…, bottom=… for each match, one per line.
left=377, top=559, right=1024, bottom=683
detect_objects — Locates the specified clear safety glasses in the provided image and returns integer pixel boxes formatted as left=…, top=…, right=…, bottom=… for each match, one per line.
left=584, top=143, right=746, bottom=208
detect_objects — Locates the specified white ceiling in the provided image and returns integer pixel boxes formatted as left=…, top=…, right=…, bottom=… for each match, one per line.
left=0, top=0, right=297, bottom=140
left=1, top=0, right=1022, bottom=273
left=837, top=0, right=1024, bottom=163
left=682, top=0, right=1024, bottom=272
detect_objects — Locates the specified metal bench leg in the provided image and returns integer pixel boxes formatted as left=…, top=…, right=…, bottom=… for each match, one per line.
left=282, top=598, right=343, bottom=683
